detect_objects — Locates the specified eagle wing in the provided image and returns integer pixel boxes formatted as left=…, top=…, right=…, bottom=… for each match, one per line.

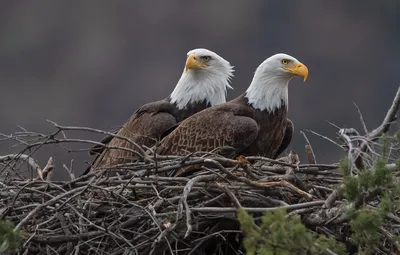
left=89, top=126, right=121, bottom=156
left=273, top=118, right=294, bottom=158
left=87, top=101, right=170, bottom=157
left=156, top=104, right=259, bottom=157
left=95, top=112, right=176, bottom=166
left=85, top=100, right=177, bottom=170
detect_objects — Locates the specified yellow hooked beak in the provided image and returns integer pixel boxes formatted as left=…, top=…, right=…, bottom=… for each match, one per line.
left=284, top=62, right=309, bottom=81
left=185, top=54, right=207, bottom=72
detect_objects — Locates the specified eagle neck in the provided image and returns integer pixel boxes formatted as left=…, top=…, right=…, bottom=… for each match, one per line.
left=170, top=68, right=233, bottom=110
left=245, top=73, right=290, bottom=113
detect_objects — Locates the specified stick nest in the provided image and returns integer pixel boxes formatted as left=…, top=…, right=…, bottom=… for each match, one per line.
left=2, top=153, right=348, bottom=255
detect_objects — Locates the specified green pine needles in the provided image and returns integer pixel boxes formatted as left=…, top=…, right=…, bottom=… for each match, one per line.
left=339, top=134, right=400, bottom=254
left=237, top=208, right=345, bottom=255
left=0, top=220, right=22, bottom=253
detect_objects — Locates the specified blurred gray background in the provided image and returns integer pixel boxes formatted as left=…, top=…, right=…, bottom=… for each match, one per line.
left=1, top=1, right=399, bottom=179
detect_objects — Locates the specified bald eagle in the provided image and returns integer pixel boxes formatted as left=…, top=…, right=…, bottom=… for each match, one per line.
left=156, top=53, right=308, bottom=162
left=87, top=48, right=234, bottom=171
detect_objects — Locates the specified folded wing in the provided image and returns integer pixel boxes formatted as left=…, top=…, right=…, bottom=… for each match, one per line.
left=156, top=104, right=259, bottom=157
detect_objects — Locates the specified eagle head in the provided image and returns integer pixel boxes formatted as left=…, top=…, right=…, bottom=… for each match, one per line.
left=246, top=53, right=309, bottom=112
left=170, top=48, right=234, bottom=110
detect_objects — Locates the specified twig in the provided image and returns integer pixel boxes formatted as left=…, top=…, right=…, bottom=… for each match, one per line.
left=258, top=180, right=313, bottom=200
left=47, top=120, right=153, bottom=162
left=245, top=156, right=297, bottom=167
left=353, top=102, right=368, bottom=134
left=300, top=130, right=317, bottom=164
left=37, top=157, right=54, bottom=180
left=221, top=185, right=242, bottom=208
left=306, top=129, right=344, bottom=150
left=379, top=226, right=400, bottom=252
left=63, top=161, right=76, bottom=181
left=192, top=200, right=326, bottom=213
left=0, top=154, right=41, bottom=176
left=204, top=159, right=313, bottom=200
left=14, top=186, right=86, bottom=231
left=178, top=174, right=217, bottom=238
left=324, top=120, right=341, bottom=130
left=368, top=86, right=400, bottom=139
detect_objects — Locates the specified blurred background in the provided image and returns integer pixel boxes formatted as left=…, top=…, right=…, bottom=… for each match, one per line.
left=0, top=1, right=399, bottom=179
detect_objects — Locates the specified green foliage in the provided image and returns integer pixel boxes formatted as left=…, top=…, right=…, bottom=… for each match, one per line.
left=237, top=208, right=345, bottom=255
left=349, top=209, right=383, bottom=253
left=395, top=129, right=400, bottom=141
left=0, top=220, right=22, bottom=253
left=374, top=159, right=392, bottom=186
left=340, top=174, right=359, bottom=201
left=339, top=157, right=350, bottom=177
left=339, top=133, right=400, bottom=253
left=380, top=134, right=389, bottom=159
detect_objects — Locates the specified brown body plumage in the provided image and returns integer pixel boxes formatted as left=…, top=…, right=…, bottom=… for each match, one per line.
left=156, top=93, right=293, bottom=158
left=91, top=98, right=211, bottom=168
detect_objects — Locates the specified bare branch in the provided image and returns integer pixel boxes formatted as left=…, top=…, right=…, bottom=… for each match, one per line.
left=300, top=130, right=317, bottom=164
left=353, top=102, right=368, bottom=134
left=192, top=200, right=326, bottom=213
left=306, top=129, right=345, bottom=150
left=38, top=157, right=54, bottom=180
left=368, top=86, right=400, bottom=139
left=46, top=120, right=153, bottom=162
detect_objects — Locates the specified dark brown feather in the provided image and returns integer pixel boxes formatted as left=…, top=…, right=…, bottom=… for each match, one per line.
left=87, top=97, right=211, bottom=171
left=273, top=119, right=294, bottom=158
left=156, top=93, right=291, bottom=159
left=89, top=128, right=120, bottom=156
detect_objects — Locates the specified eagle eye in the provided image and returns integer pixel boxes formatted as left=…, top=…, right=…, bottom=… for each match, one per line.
left=201, top=56, right=211, bottom=61
left=281, top=59, right=290, bottom=65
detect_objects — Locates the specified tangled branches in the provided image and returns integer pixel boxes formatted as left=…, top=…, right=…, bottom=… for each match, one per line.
left=0, top=154, right=342, bottom=255
left=0, top=86, right=399, bottom=255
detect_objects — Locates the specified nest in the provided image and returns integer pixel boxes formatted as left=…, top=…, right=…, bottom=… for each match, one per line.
left=1, top=152, right=348, bottom=255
